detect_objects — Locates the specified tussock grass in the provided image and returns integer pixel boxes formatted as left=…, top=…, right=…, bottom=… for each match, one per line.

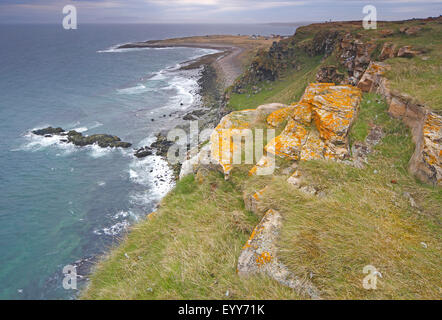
left=82, top=172, right=301, bottom=299
left=261, top=95, right=442, bottom=299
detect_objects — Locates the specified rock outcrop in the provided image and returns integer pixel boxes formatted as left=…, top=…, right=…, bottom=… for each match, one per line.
left=379, top=42, right=397, bottom=61
left=315, top=65, right=345, bottom=84
left=358, top=61, right=442, bottom=186
left=32, top=127, right=132, bottom=148
left=264, top=83, right=362, bottom=161
left=338, top=33, right=377, bottom=85
left=180, top=103, right=287, bottom=179
left=237, top=209, right=321, bottom=299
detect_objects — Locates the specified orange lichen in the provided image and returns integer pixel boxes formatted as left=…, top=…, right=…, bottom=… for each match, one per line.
left=267, top=107, right=294, bottom=127
left=264, top=83, right=362, bottom=161
left=210, top=109, right=257, bottom=176
left=255, top=251, right=273, bottom=266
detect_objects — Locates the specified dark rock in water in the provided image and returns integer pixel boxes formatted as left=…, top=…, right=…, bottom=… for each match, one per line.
left=44, top=134, right=52, bottom=138
left=150, top=133, right=174, bottom=157
left=32, top=127, right=132, bottom=149
left=134, top=146, right=153, bottom=158
left=32, top=127, right=64, bottom=136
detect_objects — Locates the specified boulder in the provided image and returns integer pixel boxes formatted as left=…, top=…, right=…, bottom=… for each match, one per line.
left=32, top=127, right=132, bottom=148
left=358, top=60, right=441, bottom=186
left=266, top=107, right=294, bottom=127
left=237, top=209, right=321, bottom=299
left=67, top=132, right=132, bottom=148
left=265, top=83, right=362, bottom=161
left=397, top=46, right=419, bottom=58
left=405, top=26, right=422, bottom=36
left=210, top=109, right=259, bottom=178
left=134, top=147, right=153, bottom=158
left=379, top=29, right=394, bottom=37
left=379, top=42, right=397, bottom=61
left=357, top=61, right=391, bottom=92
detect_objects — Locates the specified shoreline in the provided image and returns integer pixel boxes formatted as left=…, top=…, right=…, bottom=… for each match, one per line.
left=118, top=35, right=276, bottom=89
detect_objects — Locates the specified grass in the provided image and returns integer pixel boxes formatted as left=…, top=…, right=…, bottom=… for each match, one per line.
left=228, top=52, right=322, bottom=111
left=82, top=172, right=301, bottom=299
left=84, top=93, right=441, bottom=300
left=380, top=20, right=442, bottom=111
left=264, top=94, right=442, bottom=299
left=83, top=20, right=441, bottom=300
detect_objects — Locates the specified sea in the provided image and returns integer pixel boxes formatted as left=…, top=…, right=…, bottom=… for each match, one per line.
left=0, top=23, right=298, bottom=299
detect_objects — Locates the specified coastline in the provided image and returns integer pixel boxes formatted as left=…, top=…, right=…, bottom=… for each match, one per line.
left=79, top=35, right=276, bottom=297
left=118, top=35, right=276, bottom=89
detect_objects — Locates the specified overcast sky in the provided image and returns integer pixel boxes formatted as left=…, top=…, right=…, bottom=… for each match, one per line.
left=0, top=0, right=441, bottom=24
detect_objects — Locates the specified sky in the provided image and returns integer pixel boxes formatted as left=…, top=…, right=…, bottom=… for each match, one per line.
left=0, top=0, right=441, bottom=24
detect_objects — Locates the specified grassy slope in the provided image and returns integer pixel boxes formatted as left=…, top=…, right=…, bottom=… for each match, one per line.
left=83, top=20, right=441, bottom=300
left=378, top=20, right=442, bottom=111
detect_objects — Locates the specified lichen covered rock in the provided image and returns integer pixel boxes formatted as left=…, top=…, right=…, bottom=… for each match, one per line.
left=243, top=187, right=268, bottom=215
left=210, top=109, right=257, bottom=177
left=209, top=104, right=285, bottom=179
left=266, top=107, right=294, bottom=127
left=237, top=209, right=320, bottom=299
left=265, top=83, right=362, bottom=161
left=410, top=112, right=442, bottom=186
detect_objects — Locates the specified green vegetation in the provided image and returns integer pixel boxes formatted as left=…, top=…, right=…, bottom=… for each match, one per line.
left=378, top=20, right=442, bottom=111
left=83, top=171, right=301, bottom=299
left=84, top=19, right=441, bottom=300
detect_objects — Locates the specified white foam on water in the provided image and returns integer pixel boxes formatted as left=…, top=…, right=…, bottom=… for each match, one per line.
left=128, top=155, right=175, bottom=202
left=16, top=130, right=77, bottom=155
left=93, top=221, right=130, bottom=236
left=87, top=144, right=120, bottom=159
left=113, top=210, right=130, bottom=219
left=89, top=121, right=103, bottom=130
left=117, top=84, right=152, bottom=95
left=97, top=45, right=158, bottom=53
left=73, top=126, right=88, bottom=133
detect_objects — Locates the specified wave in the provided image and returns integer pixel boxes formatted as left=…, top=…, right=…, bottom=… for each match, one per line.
left=16, top=124, right=122, bottom=159
left=117, top=84, right=153, bottom=95
left=97, top=45, right=158, bottom=53
left=128, top=154, right=175, bottom=203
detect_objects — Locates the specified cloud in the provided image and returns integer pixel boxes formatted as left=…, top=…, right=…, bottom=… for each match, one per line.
left=0, top=0, right=441, bottom=23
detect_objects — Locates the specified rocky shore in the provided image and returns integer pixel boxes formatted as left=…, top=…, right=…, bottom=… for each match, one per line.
left=32, top=127, right=132, bottom=148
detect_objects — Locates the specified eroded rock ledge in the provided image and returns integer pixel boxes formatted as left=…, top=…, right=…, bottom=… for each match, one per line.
left=358, top=62, right=442, bottom=186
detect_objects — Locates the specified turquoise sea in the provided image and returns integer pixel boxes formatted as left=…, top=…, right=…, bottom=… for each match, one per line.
left=0, top=23, right=297, bottom=299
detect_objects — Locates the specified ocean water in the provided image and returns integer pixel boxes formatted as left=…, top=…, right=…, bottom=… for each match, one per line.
left=0, top=23, right=298, bottom=299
